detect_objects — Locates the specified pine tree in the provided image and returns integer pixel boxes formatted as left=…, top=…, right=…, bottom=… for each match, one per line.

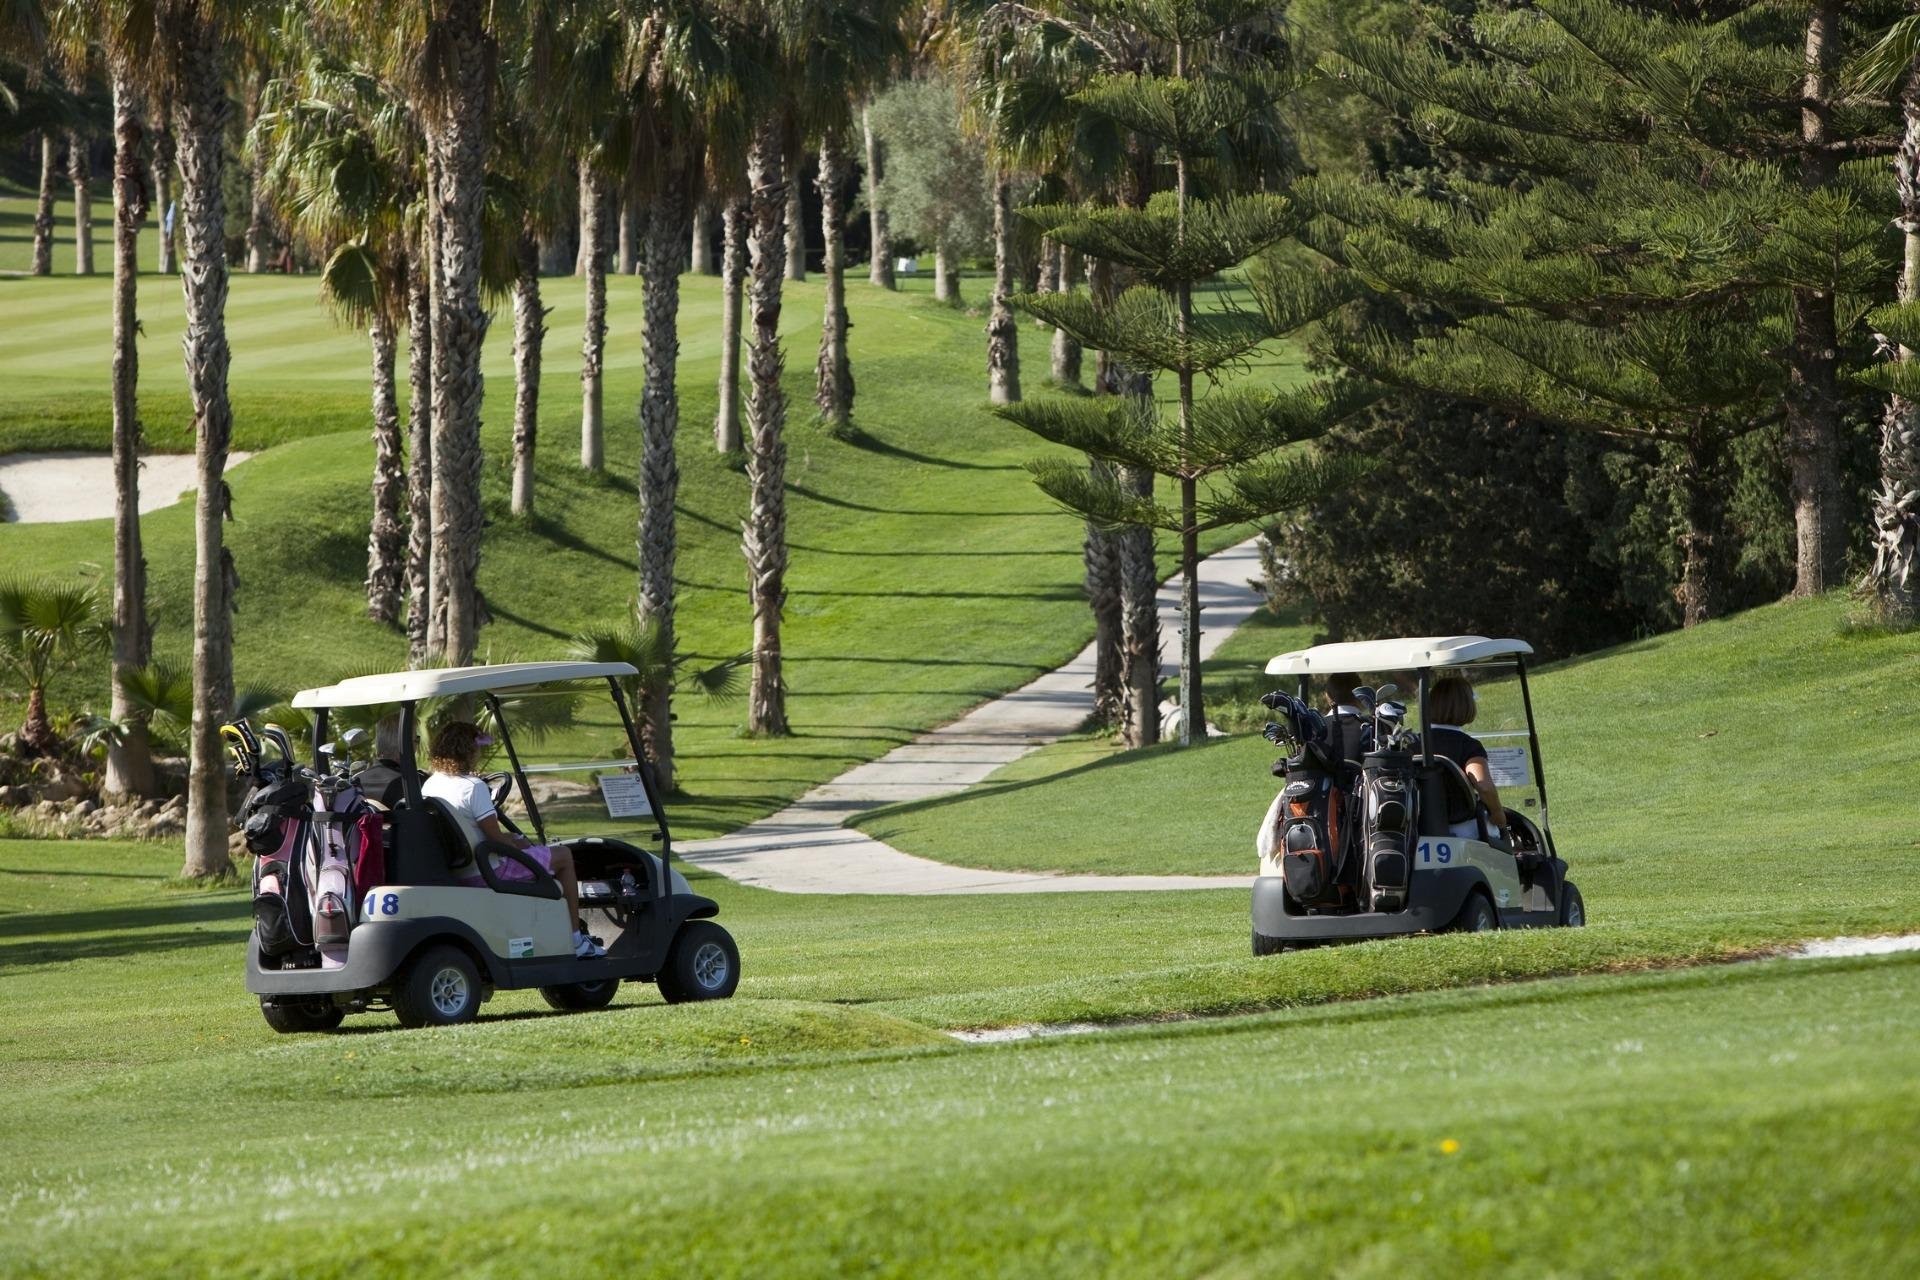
left=1311, top=0, right=1901, bottom=621
left=993, top=0, right=1371, bottom=745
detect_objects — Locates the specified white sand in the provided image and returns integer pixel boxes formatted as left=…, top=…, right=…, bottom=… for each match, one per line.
left=1791, top=934, right=1920, bottom=959
left=0, top=451, right=253, bottom=524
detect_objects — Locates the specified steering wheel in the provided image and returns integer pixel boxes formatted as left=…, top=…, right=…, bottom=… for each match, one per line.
left=483, top=771, right=515, bottom=811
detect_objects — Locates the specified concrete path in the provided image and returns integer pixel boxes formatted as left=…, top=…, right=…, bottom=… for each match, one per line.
left=679, top=537, right=1267, bottom=894
left=0, top=451, right=253, bottom=524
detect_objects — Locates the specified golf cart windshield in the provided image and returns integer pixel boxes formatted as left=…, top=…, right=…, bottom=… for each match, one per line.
left=290, top=662, right=670, bottom=851
left=1412, top=658, right=1547, bottom=828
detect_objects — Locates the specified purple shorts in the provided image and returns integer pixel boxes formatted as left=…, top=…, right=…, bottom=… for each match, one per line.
left=459, top=844, right=558, bottom=887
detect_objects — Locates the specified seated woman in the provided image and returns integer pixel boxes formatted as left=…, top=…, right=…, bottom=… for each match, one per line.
left=422, top=720, right=604, bottom=958
left=1424, top=676, right=1507, bottom=843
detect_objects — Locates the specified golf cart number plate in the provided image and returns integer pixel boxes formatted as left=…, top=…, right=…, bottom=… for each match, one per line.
left=597, top=773, right=653, bottom=818
left=1414, top=840, right=1459, bottom=869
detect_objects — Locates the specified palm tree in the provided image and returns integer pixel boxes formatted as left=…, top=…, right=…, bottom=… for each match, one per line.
left=403, top=222, right=433, bottom=662
left=715, top=190, right=748, bottom=451
left=744, top=107, right=793, bottom=735
left=862, top=100, right=893, bottom=288
left=1852, top=13, right=1920, bottom=625
left=252, top=56, right=420, bottom=626
left=67, top=124, right=91, bottom=274
left=152, top=0, right=250, bottom=878
left=984, top=170, right=1019, bottom=403
left=32, top=131, right=56, bottom=273
left=154, top=121, right=177, bottom=272
left=0, top=578, right=104, bottom=760
left=569, top=618, right=744, bottom=774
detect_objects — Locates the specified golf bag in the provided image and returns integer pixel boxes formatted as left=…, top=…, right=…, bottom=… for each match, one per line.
left=305, top=782, right=386, bottom=967
left=1358, top=749, right=1418, bottom=912
left=240, top=774, right=313, bottom=959
left=1275, top=764, right=1350, bottom=907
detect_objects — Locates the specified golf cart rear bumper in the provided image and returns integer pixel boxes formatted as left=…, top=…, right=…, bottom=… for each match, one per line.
left=1252, top=869, right=1482, bottom=942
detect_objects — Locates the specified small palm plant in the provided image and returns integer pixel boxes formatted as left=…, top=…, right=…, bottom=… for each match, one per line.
left=570, top=617, right=747, bottom=792
left=116, top=661, right=286, bottom=758
left=0, top=577, right=107, bottom=759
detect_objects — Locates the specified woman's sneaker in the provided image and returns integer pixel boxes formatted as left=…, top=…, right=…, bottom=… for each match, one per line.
left=573, top=931, right=605, bottom=959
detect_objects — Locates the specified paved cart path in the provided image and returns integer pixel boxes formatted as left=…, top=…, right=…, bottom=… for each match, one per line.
left=678, top=538, right=1267, bottom=894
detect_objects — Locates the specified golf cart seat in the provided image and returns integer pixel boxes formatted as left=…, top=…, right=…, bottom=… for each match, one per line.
left=1421, top=756, right=1510, bottom=850
left=407, top=797, right=563, bottom=900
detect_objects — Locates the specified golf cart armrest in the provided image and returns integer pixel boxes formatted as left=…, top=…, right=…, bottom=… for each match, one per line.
left=472, top=838, right=565, bottom=901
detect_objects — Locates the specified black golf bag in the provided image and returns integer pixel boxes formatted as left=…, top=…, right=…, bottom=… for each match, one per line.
left=240, top=772, right=314, bottom=960
left=1276, top=763, right=1352, bottom=907
left=1357, top=748, right=1418, bottom=912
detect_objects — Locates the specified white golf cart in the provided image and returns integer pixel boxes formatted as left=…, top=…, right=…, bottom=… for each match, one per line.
left=1252, top=636, right=1584, bottom=952
left=243, top=661, right=738, bottom=1030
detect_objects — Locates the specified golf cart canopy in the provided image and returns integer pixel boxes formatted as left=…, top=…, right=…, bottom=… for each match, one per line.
left=291, top=661, right=639, bottom=709
left=1264, top=636, right=1534, bottom=676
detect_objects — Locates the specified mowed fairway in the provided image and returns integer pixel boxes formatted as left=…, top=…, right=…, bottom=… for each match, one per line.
left=2, top=836, right=1916, bottom=1278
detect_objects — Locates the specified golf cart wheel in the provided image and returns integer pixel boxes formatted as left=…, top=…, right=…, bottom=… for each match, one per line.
left=1559, top=882, right=1586, bottom=928
left=540, top=979, right=621, bottom=1012
left=1253, top=929, right=1287, bottom=957
left=392, top=944, right=482, bottom=1028
left=260, top=997, right=345, bottom=1034
left=1449, top=891, right=1498, bottom=934
left=656, top=922, right=740, bottom=1004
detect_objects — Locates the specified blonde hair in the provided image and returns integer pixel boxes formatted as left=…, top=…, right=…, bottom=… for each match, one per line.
left=428, top=721, right=484, bottom=775
left=1429, top=676, right=1477, bottom=726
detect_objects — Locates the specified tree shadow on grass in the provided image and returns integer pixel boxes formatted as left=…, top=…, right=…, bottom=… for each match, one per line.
left=0, top=895, right=247, bottom=941
left=0, top=895, right=249, bottom=968
left=836, top=427, right=1022, bottom=473
left=0, top=865, right=168, bottom=881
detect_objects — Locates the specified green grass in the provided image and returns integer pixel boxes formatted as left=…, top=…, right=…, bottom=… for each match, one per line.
left=0, top=259, right=1289, bottom=839
left=2, top=836, right=1915, bottom=1278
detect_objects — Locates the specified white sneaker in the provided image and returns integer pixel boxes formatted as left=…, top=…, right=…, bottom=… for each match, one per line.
left=573, top=931, right=605, bottom=959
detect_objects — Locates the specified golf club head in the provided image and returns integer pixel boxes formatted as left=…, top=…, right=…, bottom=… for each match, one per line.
left=1378, top=701, right=1406, bottom=725
left=1375, top=681, right=1399, bottom=701
left=341, top=727, right=367, bottom=752
left=261, top=724, right=295, bottom=766
left=1353, top=685, right=1377, bottom=714
left=1259, top=690, right=1287, bottom=711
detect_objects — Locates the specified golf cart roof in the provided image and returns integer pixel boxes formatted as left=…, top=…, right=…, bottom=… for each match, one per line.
left=1264, top=636, right=1533, bottom=676
left=291, top=661, right=638, bottom=709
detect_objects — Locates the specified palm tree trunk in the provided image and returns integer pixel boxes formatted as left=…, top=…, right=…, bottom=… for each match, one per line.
left=167, top=3, right=235, bottom=879
left=716, top=197, right=747, bottom=453
left=863, top=103, right=894, bottom=290
left=511, top=229, right=545, bottom=517
left=1866, top=66, right=1920, bottom=625
left=690, top=198, right=716, bottom=275
left=1052, top=243, right=1082, bottom=386
left=1174, top=130, right=1200, bottom=745
left=618, top=190, right=640, bottom=276
left=155, top=125, right=177, bottom=275
left=746, top=123, right=791, bottom=736
left=575, top=163, right=591, bottom=276
left=422, top=0, right=492, bottom=667
left=639, top=176, right=689, bottom=790
left=405, top=246, right=434, bottom=665
left=580, top=168, right=609, bottom=472
left=934, top=236, right=960, bottom=304
left=105, top=71, right=154, bottom=800
left=784, top=172, right=806, bottom=283
left=1034, top=234, right=1057, bottom=324
left=68, top=131, right=93, bottom=276
left=1787, top=1, right=1844, bottom=595
left=20, top=686, right=60, bottom=758
left=366, top=309, right=406, bottom=625
left=987, top=175, right=1021, bottom=405
left=1084, top=460, right=1123, bottom=729
left=815, top=135, right=853, bottom=431
left=32, top=133, right=56, bottom=276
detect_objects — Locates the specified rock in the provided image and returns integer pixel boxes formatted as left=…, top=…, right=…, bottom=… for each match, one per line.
left=161, top=795, right=185, bottom=814
left=73, top=798, right=99, bottom=817
left=32, top=776, right=84, bottom=803
left=0, top=785, right=17, bottom=807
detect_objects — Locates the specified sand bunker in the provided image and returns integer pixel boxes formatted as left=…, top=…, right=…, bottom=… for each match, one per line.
left=0, top=451, right=252, bottom=524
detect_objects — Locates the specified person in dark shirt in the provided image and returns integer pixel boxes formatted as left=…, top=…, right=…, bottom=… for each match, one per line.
left=1426, top=675, right=1506, bottom=838
left=1322, top=672, right=1368, bottom=765
left=353, top=714, right=420, bottom=809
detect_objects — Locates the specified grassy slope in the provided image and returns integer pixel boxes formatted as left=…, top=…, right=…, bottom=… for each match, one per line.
left=1, top=838, right=1915, bottom=1278
left=0, top=257, right=1288, bottom=839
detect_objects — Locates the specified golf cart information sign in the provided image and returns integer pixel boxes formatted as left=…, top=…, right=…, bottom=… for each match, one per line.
left=1485, top=747, right=1531, bottom=788
left=598, top=772, right=654, bottom=818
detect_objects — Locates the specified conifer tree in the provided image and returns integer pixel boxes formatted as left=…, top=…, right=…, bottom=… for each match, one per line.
left=993, top=0, right=1371, bottom=744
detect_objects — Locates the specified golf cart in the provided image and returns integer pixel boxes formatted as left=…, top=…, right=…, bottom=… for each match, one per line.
left=239, top=661, right=738, bottom=1031
left=1251, top=636, right=1583, bottom=953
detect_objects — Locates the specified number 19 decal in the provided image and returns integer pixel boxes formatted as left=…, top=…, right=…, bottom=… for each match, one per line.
left=1415, top=839, right=1454, bottom=868
left=362, top=891, right=402, bottom=918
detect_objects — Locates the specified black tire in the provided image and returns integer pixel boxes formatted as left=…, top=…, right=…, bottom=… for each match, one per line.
left=392, top=944, right=482, bottom=1028
left=1253, top=929, right=1287, bottom=957
left=260, top=997, right=345, bottom=1034
left=540, top=978, right=621, bottom=1012
left=1449, top=891, right=1498, bottom=934
left=655, top=921, right=740, bottom=1004
left=1559, top=881, right=1586, bottom=927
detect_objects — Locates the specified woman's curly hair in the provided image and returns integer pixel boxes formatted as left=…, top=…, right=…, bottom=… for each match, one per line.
left=428, top=720, right=485, bottom=775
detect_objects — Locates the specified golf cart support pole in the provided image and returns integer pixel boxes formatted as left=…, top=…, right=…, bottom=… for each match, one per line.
left=605, top=676, right=672, bottom=904
left=1515, top=657, right=1555, bottom=857
left=483, top=692, right=548, bottom=845
left=1417, top=672, right=1432, bottom=766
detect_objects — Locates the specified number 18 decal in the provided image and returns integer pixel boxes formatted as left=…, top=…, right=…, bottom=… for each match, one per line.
left=1415, top=839, right=1454, bottom=868
left=361, top=891, right=402, bottom=917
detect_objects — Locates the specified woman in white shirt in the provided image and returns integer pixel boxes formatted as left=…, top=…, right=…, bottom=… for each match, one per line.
left=424, top=720, right=604, bottom=958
